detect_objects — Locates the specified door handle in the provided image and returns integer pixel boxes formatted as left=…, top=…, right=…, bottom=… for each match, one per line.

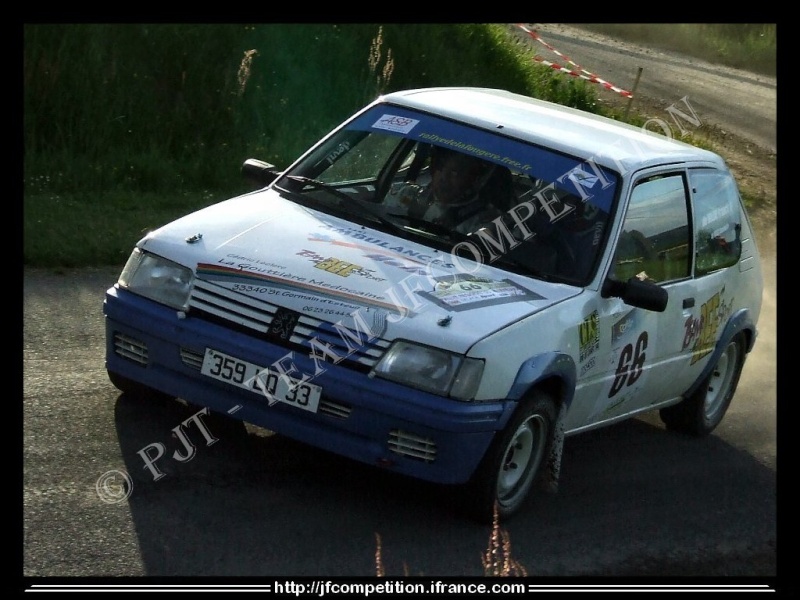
left=683, top=297, right=695, bottom=309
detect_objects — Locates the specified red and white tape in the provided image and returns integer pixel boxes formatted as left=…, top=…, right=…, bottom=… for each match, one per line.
left=515, top=24, right=633, bottom=99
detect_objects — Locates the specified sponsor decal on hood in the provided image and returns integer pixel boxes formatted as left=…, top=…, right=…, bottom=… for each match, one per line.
left=141, top=191, right=581, bottom=351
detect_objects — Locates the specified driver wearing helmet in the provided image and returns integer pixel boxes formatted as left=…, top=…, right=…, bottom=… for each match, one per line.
left=391, top=146, right=502, bottom=234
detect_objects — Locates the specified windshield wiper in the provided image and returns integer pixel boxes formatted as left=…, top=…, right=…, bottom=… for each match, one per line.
left=284, top=175, right=354, bottom=204
left=386, top=213, right=471, bottom=245
left=277, top=177, right=417, bottom=239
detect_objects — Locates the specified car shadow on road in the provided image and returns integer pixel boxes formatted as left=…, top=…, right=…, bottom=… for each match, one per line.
left=112, top=391, right=776, bottom=578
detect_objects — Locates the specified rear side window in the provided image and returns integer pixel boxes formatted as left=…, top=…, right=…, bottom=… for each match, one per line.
left=689, top=169, right=742, bottom=276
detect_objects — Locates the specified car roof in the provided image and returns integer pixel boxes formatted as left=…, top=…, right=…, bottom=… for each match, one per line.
left=379, top=87, right=725, bottom=174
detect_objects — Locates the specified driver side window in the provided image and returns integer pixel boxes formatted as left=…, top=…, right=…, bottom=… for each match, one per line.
left=613, top=174, right=691, bottom=283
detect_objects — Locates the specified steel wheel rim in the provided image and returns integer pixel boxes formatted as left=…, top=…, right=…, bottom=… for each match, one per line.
left=497, top=414, right=547, bottom=502
left=703, top=341, right=740, bottom=421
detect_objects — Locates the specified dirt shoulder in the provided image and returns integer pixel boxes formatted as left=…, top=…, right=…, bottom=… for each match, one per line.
left=701, top=125, right=776, bottom=249
left=522, top=23, right=778, bottom=255
left=617, top=91, right=777, bottom=254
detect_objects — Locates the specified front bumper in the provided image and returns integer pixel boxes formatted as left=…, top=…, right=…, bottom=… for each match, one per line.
left=103, top=285, right=515, bottom=484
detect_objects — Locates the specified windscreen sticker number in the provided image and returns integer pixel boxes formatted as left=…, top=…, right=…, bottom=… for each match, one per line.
left=417, top=275, right=543, bottom=312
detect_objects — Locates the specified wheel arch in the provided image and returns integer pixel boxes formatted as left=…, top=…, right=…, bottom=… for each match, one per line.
left=683, top=307, right=754, bottom=398
left=507, top=351, right=576, bottom=410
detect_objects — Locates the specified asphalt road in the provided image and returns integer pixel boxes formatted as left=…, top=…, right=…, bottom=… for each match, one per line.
left=22, top=234, right=778, bottom=583
left=23, top=25, right=779, bottom=588
left=22, top=256, right=777, bottom=580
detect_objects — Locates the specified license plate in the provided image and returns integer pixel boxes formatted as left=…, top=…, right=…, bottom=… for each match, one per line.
left=200, top=348, right=321, bottom=413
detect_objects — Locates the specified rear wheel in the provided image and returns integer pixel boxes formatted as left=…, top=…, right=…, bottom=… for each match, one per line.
left=462, top=390, right=557, bottom=523
left=660, top=333, right=746, bottom=436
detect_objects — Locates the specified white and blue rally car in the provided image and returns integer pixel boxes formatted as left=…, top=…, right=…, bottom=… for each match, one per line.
left=104, top=87, right=764, bottom=522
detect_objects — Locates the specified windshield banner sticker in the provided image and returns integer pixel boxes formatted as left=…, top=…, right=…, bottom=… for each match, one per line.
left=417, top=275, right=543, bottom=312
left=567, top=166, right=601, bottom=187
left=348, top=105, right=618, bottom=212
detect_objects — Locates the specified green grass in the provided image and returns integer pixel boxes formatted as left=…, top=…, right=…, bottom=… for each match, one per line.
left=23, top=23, right=775, bottom=268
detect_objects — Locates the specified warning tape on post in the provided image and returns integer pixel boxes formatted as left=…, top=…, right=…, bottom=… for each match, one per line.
left=515, top=23, right=633, bottom=99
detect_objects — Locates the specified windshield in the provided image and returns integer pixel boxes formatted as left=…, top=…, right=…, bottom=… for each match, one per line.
left=274, top=104, right=620, bottom=285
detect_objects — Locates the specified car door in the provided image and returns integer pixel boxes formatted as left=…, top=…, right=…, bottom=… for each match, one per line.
left=590, top=169, right=696, bottom=423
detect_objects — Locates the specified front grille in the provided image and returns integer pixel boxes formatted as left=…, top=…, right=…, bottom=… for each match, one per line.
left=317, top=400, right=352, bottom=419
left=179, top=347, right=204, bottom=370
left=388, top=429, right=437, bottom=463
left=114, top=333, right=148, bottom=365
left=179, top=347, right=352, bottom=420
left=188, top=279, right=390, bottom=370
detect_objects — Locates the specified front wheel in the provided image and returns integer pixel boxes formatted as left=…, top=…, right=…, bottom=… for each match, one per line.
left=461, top=391, right=557, bottom=523
left=660, top=333, right=746, bottom=436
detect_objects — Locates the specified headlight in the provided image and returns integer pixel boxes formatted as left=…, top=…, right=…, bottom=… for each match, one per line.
left=118, top=248, right=194, bottom=310
left=370, top=340, right=484, bottom=401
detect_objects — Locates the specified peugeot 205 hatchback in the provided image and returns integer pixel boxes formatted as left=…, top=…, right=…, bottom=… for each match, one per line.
left=104, top=87, right=763, bottom=522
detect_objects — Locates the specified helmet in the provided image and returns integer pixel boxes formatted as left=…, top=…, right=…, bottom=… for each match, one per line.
left=429, top=147, right=494, bottom=206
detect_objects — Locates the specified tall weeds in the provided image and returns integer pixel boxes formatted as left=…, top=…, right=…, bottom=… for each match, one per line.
left=23, top=24, right=581, bottom=199
left=23, top=23, right=774, bottom=269
left=374, top=504, right=527, bottom=577
left=366, top=26, right=395, bottom=102
left=481, top=503, right=528, bottom=577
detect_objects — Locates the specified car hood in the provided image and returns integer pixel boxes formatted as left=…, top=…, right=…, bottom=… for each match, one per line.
left=139, top=189, right=581, bottom=353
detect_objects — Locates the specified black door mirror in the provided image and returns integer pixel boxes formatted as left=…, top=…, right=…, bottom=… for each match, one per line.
left=602, top=277, right=669, bottom=312
left=242, top=158, right=280, bottom=188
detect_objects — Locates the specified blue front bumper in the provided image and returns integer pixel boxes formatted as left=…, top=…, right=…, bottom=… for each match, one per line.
left=103, top=285, right=515, bottom=485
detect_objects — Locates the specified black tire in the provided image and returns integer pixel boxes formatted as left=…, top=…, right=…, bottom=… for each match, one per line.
left=660, top=333, right=746, bottom=436
left=462, top=390, right=557, bottom=523
left=107, top=370, right=175, bottom=403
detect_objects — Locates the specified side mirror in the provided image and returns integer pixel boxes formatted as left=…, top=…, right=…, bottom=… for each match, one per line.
left=602, top=276, right=669, bottom=312
left=242, top=158, right=280, bottom=188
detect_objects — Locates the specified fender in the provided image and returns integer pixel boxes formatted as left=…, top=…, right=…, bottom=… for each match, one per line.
left=683, top=307, right=756, bottom=398
left=507, top=351, right=577, bottom=407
